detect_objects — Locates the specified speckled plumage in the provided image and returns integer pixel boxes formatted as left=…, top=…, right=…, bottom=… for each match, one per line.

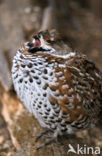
left=12, top=30, right=102, bottom=148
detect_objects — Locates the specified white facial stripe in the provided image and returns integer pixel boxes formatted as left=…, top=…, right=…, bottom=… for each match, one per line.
left=40, top=36, right=55, bottom=52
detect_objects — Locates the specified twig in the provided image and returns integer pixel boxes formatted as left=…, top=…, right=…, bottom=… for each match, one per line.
left=40, top=0, right=56, bottom=31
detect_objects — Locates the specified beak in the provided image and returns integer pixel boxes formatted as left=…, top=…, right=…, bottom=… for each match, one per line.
left=27, top=41, right=34, bottom=47
left=27, top=35, right=41, bottom=51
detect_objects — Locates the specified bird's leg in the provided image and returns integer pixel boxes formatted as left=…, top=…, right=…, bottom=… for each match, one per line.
left=40, top=134, right=64, bottom=145
left=35, top=129, right=53, bottom=142
left=36, top=130, right=63, bottom=150
left=36, top=135, right=57, bottom=150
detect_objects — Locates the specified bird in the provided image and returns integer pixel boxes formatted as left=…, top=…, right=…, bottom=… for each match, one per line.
left=12, top=30, right=102, bottom=149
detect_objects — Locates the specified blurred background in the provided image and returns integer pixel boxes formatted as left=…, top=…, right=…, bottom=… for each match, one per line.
left=0, top=0, right=102, bottom=87
left=0, top=0, right=102, bottom=155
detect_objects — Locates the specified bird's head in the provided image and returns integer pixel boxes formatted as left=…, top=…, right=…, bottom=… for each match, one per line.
left=25, top=30, right=57, bottom=53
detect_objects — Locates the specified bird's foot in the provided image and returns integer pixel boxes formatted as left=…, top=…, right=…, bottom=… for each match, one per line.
left=36, top=135, right=57, bottom=150
left=35, top=129, right=63, bottom=150
left=35, top=129, right=53, bottom=142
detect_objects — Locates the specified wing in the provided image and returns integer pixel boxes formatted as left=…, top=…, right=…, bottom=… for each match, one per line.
left=68, top=54, right=102, bottom=116
left=48, top=53, right=102, bottom=129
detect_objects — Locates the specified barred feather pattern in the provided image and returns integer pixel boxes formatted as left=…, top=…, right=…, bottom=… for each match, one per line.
left=12, top=32, right=102, bottom=136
